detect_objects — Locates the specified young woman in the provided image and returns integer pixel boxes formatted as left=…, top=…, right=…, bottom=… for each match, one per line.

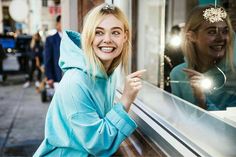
left=34, top=3, right=145, bottom=156
left=23, top=32, right=44, bottom=88
left=170, top=5, right=236, bottom=111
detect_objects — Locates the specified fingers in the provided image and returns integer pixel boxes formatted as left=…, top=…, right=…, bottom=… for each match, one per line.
left=121, top=70, right=146, bottom=110
left=127, top=77, right=141, bottom=89
left=131, top=79, right=142, bottom=87
left=123, top=69, right=146, bottom=93
left=129, top=69, right=146, bottom=78
left=183, top=68, right=202, bottom=77
left=127, top=70, right=146, bottom=88
left=182, top=69, right=205, bottom=89
left=191, top=75, right=203, bottom=81
left=189, top=79, right=200, bottom=87
left=132, top=77, right=141, bottom=83
left=125, top=69, right=146, bottom=88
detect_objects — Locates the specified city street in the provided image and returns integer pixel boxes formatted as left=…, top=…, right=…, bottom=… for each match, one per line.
left=0, top=75, right=49, bottom=157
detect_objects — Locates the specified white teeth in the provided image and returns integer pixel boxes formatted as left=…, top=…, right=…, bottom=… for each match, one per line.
left=101, top=47, right=113, bottom=52
left=212, top=46, right=223, bottom=51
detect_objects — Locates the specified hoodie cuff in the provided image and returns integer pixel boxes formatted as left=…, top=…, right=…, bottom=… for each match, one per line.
left=206, top=98, right=221, bottom=111
left=106, top=103, right=137, bottom=136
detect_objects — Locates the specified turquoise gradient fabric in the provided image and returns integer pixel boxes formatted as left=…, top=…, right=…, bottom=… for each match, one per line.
left=170, top=61, right=236, bottom=111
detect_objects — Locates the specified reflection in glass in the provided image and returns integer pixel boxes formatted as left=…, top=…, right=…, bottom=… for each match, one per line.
left=169, top=5, right=236, bottom=111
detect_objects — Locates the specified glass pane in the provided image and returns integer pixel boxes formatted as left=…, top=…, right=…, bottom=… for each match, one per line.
left=135, top=82, right=236, bottom=156
left=137, top=0, right=165, bottom=86
left=163, top=0, right=236, bottom=112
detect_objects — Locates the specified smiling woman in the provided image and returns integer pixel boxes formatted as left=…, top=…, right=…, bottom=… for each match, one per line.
left=170, top=5, right=236, bottom=111
left=92, top=14, right=127, bottom=72
left=33, top=3, right=146, bottom=157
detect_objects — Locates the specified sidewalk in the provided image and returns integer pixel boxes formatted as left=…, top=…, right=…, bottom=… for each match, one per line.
left=0, top=76, right=49, bottom=157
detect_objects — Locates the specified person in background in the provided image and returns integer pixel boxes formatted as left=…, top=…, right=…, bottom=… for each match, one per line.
left=164, top=24, right=185, bottom=92
left=15, top=30, right=32, bottom=79
left=44, top=15, right=62, bottom=88
left=23, top=32, right=44, bottom=88
left=34, top=3, right=145, bottom=156
left=170, top=5, right=236, bottom=111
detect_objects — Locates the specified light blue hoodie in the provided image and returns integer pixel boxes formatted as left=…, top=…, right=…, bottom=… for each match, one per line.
left=33, top=30, right=137, bottom=157
left=170, top=61, right=236, bottom=110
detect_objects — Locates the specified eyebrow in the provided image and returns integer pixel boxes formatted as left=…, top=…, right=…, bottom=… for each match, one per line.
left=205, top=26, right=228, bottom=30
left=96, top=26, right=123, bottom=31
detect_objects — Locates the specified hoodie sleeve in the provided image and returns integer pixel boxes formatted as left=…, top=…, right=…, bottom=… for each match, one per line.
left=206, top=97, right=236, bottom=111
left=170, top=66, right=182, bottom=97
left=59, top=70, right=137, bottom=156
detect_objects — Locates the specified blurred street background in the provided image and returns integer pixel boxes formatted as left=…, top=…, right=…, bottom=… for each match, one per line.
left=0, top=0, right=101, bottom=156
left=0, top=75, right=49, bottom=157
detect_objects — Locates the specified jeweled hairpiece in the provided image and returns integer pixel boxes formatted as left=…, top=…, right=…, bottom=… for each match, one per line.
left=101, top=4, right=115, bottom=11
left=203, top=7, right=227, bottom=23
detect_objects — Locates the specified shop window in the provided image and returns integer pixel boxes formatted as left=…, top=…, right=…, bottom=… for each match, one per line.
left=136, top=0, right=165, bottom=87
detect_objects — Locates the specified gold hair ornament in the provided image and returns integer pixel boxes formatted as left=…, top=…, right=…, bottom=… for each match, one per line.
left=203, top=7, right=227, bottom=23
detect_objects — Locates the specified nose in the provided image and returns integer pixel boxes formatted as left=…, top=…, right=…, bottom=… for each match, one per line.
left=215, top=29, right=227, bottom=40
left=103, top=33, right=112, bottom=43
left=214, top=33, right=225, bottom=43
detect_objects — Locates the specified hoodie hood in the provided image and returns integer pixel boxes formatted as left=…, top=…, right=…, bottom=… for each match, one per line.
left=59, top=30, right=106, bottom=78
left=59, top=30, right=84, bottom=71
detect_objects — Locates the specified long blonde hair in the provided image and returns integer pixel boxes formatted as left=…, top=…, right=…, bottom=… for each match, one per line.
left=182, top=5, right=235, bottom=71
left=81, top=3, right=131, bottom=78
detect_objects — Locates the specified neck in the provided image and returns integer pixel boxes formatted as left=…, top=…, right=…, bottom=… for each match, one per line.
left=102, top=60, right=112, bottom=73
left=197, top=58, right=216, bottom=73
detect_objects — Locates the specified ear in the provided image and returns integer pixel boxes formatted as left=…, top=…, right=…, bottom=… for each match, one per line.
left=186, top=31, right=197, bottom=42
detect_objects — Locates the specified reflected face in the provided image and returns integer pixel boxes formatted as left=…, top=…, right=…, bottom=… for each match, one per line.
left=92, top=14, right=127, bottom=70
left=193, top=21, right=228, bottom=61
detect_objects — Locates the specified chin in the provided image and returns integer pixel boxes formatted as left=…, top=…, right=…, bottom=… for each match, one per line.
left=212, top=53, right=225, bottom=59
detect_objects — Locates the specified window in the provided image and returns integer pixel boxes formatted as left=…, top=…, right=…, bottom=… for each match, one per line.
left=42, top=0, right=47, bottom=7
left=136, top=0, right=165, bottom=87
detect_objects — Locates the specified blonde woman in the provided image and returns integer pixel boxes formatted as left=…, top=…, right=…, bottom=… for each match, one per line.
left=170, top=5, right=236, bottom=110
left=34, top=3, right=145, bottom=157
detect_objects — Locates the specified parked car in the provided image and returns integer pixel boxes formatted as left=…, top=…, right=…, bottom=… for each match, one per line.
left=0, top=34, right=32, bottom=82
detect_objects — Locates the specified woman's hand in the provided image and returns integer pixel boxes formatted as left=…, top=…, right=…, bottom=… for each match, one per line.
left=120, top=69, right=146, bottom=112
left=183, top=68, right=207, bottom=109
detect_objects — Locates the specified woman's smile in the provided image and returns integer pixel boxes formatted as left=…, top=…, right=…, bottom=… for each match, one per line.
left=99, top=46, right=116, bottom=53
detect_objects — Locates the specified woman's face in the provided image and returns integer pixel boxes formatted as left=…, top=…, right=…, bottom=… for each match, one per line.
left=193, top=21, right=228, bottom=61
left=92, top=14, right=127, bottom=69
